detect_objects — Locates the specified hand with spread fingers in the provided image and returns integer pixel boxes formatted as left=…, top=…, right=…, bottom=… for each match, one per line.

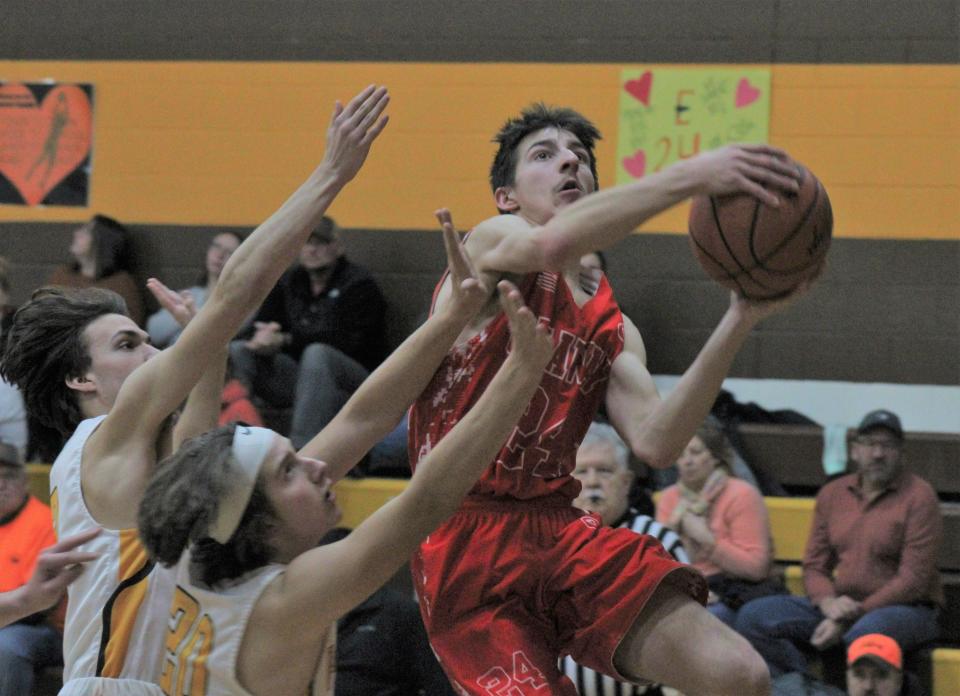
left=147, top=278, right=197, bottom=330
left=498, top=279, right=555, bottom=373
left=691, top=144, right=802, bottom=208
left=319, top=84, right=390, bottom=187
left=436, top=208, right=488, bottom=321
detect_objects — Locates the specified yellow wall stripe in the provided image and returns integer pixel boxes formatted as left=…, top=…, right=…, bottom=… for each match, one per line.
left=0, top=62, right=956, bottom=239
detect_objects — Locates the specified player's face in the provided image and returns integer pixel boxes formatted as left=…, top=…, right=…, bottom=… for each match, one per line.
left=675, top=435, right=718, bottom=492
left=572, top=444, right=633, bottom=525
left=0, top=466, right=28, bottom=519
left=71, top=314, right=159, bottom=410
left=846, top=660, right=902, bottom=696
left=496, top=127, right=596, bottom=225
left=262, top=437, right=341, bottom=562
left=205, top=233, right=240, bottom=282
left=851, top=427, right=903, bottom=490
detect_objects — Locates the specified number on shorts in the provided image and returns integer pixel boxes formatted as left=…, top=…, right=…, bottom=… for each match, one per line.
left=476, top=651, right=548, bottom=694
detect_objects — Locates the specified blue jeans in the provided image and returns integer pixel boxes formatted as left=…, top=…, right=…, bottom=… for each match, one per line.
left=708, top=600, right=739, bottom=628
left=734, top=594, right=939, bottom=677
left=0, top=621, right=62, bottom=696
left=230, top=341, right=369, bottom=449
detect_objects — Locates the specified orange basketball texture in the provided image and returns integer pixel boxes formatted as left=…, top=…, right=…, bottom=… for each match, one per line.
left=687, top=164, right=833, bottom=300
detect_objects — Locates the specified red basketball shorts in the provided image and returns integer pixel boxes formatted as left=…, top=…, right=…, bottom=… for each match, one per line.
left=412, top=497, right=707, bottom=695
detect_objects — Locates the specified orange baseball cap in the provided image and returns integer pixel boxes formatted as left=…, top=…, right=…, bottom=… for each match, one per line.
left=847, top=634, right=902, bottom=670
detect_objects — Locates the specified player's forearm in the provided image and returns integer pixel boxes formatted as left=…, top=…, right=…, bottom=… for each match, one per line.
left=627, top=308, right=754, bottom=468
left=536, top=160, right=703, bottom=268
left=0, top=586, right=34, bottom=628
left=212, top=168, right=344, bottom=327
left=321, top=310, right=473, bottom=479
left=173, top=347, right=229, bottom=450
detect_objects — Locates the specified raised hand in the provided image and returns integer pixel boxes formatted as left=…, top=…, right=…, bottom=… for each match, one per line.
left=692, top=144, right=802, bottom=207
left=436, top=208, right=488, bottom=320
left=147, top=278, right=197, bottom=329
left=320, top=85, right=390, bottom=187
left=498, top=280, right=555, bottom=372
left=23, top=528, right=101, bottom=614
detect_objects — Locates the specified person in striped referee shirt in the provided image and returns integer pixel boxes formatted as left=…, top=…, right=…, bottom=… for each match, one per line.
left=567, top=421, right=689, bottom=695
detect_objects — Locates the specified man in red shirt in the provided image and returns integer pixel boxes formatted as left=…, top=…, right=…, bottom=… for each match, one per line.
left=735, top=409, right=943, bottom=678
left=0, top=440, right=61, bottom=695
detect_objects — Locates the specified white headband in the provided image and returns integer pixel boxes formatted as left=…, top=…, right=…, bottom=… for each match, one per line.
left=209, top=426, right=275, bottom=544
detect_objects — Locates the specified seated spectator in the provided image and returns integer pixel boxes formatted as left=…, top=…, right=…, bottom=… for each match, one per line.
left=735, top=409, right=943, bottom=679
left=146, top=231, right=243, bottom=348
left=0, top=441, right=60, bottom=696
left=230, top=216, right=387, bottom=448
left=656, top=418, right=777, bottom=627
left=321, top=528, right=455, bottom=696
left=846, top=634, right=905, bottom=696
left=564, top=421, right=687, bottom=694
left=46, top=214, right=145, bottom=326
left=0, top=259, right=26, bottom=457
left=219, top=362, right=263, bottom=427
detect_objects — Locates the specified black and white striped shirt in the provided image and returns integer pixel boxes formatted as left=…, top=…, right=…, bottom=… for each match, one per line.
left=561, top=508, right=688, bottom=695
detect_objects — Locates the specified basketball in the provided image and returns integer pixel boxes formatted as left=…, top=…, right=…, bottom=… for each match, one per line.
left=688, top=163, right=833, bottom=300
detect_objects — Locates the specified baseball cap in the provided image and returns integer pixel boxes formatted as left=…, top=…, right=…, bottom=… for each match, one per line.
left=0, top=441, right=22, bottom=469
left=307, top=216, right=337, bottom=244
left=856, top=409, right=903, bottom=440
left=847, top=633, right=902, bottom=670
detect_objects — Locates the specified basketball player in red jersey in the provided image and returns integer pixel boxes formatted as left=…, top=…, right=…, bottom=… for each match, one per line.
left=409, top=105, right=807, bottom=696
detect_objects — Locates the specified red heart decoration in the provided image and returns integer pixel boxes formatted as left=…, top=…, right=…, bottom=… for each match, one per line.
left=0, top=83, right=92, bottom=205
left=735, top=78, right=761, bottom=108
left=624, top=71, right=653, bottom=106
left=622, top=149, right=646, bottom=179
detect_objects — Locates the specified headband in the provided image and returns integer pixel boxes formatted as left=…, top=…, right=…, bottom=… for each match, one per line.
left=208, top=426, right=274, bottom=544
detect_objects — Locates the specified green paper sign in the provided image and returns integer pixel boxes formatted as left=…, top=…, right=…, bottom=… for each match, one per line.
left=617, top=68, right=771, bottom=185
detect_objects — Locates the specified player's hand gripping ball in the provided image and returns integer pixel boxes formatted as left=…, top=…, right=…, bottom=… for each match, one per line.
left=688, top=162, right=832, bottom=300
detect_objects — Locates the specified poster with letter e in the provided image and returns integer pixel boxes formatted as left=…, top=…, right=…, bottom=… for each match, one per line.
left=617, top=68, right=770, bottom=184
left=0, top=81, right=94, bottom=206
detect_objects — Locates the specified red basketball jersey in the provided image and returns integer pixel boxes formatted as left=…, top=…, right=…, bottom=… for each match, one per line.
left=409, top=270, right=625, bottom=501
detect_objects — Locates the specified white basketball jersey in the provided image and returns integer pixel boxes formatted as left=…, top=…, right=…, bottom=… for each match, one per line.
left=58, top=677, right=166, bottom=696
left=157, top=550, right=336, bottom=696
left=51, top=416, right=175, bottom=683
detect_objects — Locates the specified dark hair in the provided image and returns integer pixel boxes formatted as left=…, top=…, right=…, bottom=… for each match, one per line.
left=0, top=287, right=128, bottom=435
left=694, top=418, right=736, bottom=474
left=73, top=215, right=133, bottom=279
left=138, top=424, right=279, bottom=586
left=194, top=230, right=245, bottom=287
left=489, top=103, right=602, bottom=210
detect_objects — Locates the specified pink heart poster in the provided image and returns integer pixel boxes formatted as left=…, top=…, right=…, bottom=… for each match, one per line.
left=0, top=81, right=94, bottom=206
left=617, top=68, right=770, bottom=184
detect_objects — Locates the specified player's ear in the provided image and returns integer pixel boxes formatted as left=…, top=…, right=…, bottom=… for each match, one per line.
left=66, top=373, right=97, bottom=394
left=494, top=186, right=520, bottom=213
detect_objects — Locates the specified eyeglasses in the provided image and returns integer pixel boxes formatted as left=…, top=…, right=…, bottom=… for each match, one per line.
left=854, top=438, right=901, bottom=452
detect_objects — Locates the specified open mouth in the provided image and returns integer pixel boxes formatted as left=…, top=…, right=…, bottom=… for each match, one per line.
left=558, top=179, right=580, bottom=193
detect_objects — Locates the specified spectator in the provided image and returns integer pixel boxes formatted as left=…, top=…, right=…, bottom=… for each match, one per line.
left=146, top=231, right=244, bottom=348
left=656, top=419, right=777, bottom=627
left=321, top=528, right=455, bottom=696
left=47, top=215, right=145, bottom=326
left=735, top=409, right=943, bottom=678
left=230, top=216, right=387, bottom=448
left=218, top=361, right=263, bottom=427
left=565, top=421, right=688, bottom=694
left=0, top=441, right=60, bottom=696
left=846, top=634, right=905, bottom=696
left=0, top=260, right=26, bottom=457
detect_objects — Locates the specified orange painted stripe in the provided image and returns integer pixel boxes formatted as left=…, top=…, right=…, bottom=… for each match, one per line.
left=0, top=62, right=956, bottom=240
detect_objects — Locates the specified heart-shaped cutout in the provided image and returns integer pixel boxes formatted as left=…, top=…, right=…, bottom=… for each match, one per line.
left=0, top=83, right=92, bottom=205
left=624, top=71, right=653, bottom=106
left=735, top=78, right=761, bottom=108
left=622, top=149, right=646, bottom=178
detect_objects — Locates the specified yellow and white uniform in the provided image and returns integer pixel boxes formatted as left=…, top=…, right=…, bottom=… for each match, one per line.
left=50, top=416, right=175, bottom=684
left=158, top=549, right=336, bottom=696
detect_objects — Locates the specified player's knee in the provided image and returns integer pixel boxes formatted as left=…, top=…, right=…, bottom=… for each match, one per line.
left=721, top=646, right=770, bottom=696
